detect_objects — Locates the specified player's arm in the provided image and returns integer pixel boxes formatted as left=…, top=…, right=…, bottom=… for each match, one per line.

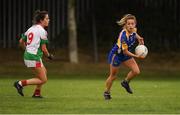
left=136, top=33, right=144, bottom=45
left=123, top=49, right=141, bottom=58
left=19, top=39, right=26, bottom=50
left=41, top=44, right=53, bottom=60
left=40, top=29, right=53, bottom=60
left=123, top=49, right=144, bottom=59
left=120, top=33, right=141, bottom=58
left=19, top=34, right=27, bottom=50
left=122, top=42, right=143, bottom=59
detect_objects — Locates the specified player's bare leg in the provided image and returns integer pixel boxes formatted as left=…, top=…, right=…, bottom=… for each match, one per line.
left=32, top=66, right=47, bottom=98
left=121, top=58, right=140, bottom=94
left=14, top=67, right=47, bottom=97
left=104, top=65, right=119, bottom=100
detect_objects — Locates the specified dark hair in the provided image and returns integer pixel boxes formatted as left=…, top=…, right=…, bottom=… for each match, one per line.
left=32, top=10, right=48, bottom=24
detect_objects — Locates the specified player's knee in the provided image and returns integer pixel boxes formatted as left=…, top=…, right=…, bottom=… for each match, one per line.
left=39, top=76, right=47, bottom=84
left=110, top=71, right=118, bottom=77
left=109, top=75, right=117, bottom=81
left=133, top=69, right=140, bottom=75
left=42, top=77, right=48, bottom=84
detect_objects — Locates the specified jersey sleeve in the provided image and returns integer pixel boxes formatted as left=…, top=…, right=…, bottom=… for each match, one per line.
left=121, top=32, right=128, bottom=50
left=41, top=39, right=49, bottom=45
left=21, top=33, right=27, bottom=42
left=39, top=29, right=49, bottom=45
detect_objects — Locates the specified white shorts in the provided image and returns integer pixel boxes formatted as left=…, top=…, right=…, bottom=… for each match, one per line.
left=24, top=59, right=44, bottom=68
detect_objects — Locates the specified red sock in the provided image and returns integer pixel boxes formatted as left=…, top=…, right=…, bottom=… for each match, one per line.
left=34, top=89, right=41, bottom=96
left=21, top=80, right=27, bottom=86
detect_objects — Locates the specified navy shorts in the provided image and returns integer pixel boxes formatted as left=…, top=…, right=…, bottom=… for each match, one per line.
left=108, top=51, right=132, bottom=67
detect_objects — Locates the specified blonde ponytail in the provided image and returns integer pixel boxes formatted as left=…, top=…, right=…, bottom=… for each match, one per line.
left=117, top=14, right=136, bottom=27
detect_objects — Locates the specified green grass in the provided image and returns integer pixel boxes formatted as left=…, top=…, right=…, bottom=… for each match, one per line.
left=1, top=49, right=180, bottom=114
left=0, top=72, right=180, bottom=114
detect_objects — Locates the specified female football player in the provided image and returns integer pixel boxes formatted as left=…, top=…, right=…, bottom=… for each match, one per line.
left=14, top=10, right=53, bottom=98
left=104, top=14, right=144, bottom=100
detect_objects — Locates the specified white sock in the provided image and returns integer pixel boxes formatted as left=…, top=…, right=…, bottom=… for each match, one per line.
left=18, top=81, right=22, bottom=86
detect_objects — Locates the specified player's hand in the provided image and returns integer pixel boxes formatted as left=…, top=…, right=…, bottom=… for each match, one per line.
left=47, top=53, right=54, bottom=60
left=136, top=55, right=145, bottom=59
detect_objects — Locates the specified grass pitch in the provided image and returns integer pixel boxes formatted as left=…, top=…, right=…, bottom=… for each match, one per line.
left=0, top=71, right=180, bottom=114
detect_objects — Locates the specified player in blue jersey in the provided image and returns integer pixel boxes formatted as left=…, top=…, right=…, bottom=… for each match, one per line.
left=104, top=14, right=144, bottom=100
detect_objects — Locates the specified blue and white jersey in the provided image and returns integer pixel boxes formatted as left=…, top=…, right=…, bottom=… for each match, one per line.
left=108, top=28, right=137, bottom=66
left=116, top=29, right=137, bottom=54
